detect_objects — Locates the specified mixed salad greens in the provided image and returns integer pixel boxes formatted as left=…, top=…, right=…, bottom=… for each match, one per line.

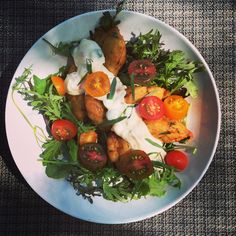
left=12, top=1, right=203, bottom=203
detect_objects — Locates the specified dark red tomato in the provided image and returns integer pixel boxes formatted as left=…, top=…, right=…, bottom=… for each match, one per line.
left=128, top=59, right=157, bottom=85
left=51, top=119, right=77, bottom=141
left=116, top=150, right=154, bottom=180
left=79, top=143, right=107, bottom=171
left=138, top=96, right=164, bottom=120
left=164, top=150, right=189, bottom=171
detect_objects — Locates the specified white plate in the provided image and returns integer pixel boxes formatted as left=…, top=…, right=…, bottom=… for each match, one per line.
left=5, top=10, right=221, bottom=224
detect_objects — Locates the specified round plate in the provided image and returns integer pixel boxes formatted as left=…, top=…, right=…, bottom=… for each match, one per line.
left=5, top=10, right=221, bottom=224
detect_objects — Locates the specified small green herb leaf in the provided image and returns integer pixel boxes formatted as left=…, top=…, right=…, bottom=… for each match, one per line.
left=33, top=75, right=48, bottom=95
left=130, top=74, right=135, bottom=100
left=40, top=139, right=63, bottom=162
left=45, top=163, right=74, bottom=179
left=67, top=139, right=78, bottom=162
left=107, top=77, right=117, bottom=100
left=145, top=138, right=164, bottom=150
left=86, top=59, right=93, bottom=74
left=98, top=116, right=127, bottom=128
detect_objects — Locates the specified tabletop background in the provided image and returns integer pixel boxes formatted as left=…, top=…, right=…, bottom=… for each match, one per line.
left=0, top=0, right=235, bottom=235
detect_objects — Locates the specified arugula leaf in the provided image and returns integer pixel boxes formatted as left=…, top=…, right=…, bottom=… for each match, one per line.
left=12, top=67, right=32, bottom=91
left=102, top=182, right=124, bottom=202
left=126, top=29, right=162, bottom=63
left=183, top=80, right=198, bottom=98
left=40, top=139, right=63, bottom=162
left=45, top=163, right=74, bottom=179
left=147, top=174, right=167, bottom=197
left=125, top=30, right=204, bottom=97
left=33, top=75, right=48, bottom=95
left=67, top=139, right=78, bottom=162
left=42, top=38, right=80, bottom=57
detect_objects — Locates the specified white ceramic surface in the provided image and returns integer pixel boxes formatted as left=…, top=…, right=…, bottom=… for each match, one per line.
left=5, top=10, right=221, bottom=224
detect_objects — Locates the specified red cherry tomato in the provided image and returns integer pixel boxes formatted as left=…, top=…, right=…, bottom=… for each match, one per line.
left=116, top=150, right=154, bottom=180
left=138, top=96, right=164, bottom=120
left=164, top=150, right=189, bottom=171
left=79, top=143, right=107, bottom=171
left=128, top=59, right=157, bottom=85
left=51, top=119, right=77, bottom=141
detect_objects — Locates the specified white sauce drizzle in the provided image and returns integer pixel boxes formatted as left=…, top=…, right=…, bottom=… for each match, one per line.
left=69, top=39, right=166, bottom=160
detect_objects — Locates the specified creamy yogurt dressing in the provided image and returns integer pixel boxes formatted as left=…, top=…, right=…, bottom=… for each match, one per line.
left=68, top=39, right=166, bottom=159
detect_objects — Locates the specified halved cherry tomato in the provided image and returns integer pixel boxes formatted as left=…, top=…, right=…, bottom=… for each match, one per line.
left=164, top=150, right=189, bottom=171
left=51, top=119, right=77, bottom=141
left=79, top=143, right=107, bottom=171
left=128, top=59, right=157, bottom=85
left=138, top=96, right=164, bottom=120
left=83, top=71, right=110, bottom=97
left=164, top=95, right=189, bottom=120
left=116, top=150, right=154, bottom=180
left=51, top=76, right=66, bottom=96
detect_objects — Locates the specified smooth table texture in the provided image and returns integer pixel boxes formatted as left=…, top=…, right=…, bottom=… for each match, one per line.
left=0, top=0, right=235, bottom=235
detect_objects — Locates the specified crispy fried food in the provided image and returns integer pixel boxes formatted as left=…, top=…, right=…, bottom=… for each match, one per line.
left=84, top=95, right=107, bottom=124
left=78, top=130, right=98, bottom=146
left=92, top=26, right=126, bottom=75
left=67, top=56, right=77, bottom=74
left=106, top=132, right=131, bottom=162
left=125, top=86, right=166, bottom=104
left=145, top=117, right=192, bottom=143
left=66, top=94, right=86, bottom=121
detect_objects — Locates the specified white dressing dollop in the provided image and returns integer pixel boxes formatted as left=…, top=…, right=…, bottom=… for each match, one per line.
left=72, top=39, right=105, bottom=76
left=71, top=39, right=166, bottom=159
left=64, top=72, right=84, bottom=95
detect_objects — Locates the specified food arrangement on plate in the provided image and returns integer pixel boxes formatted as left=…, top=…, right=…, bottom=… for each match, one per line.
left=11, top=2, right=204, bottom=203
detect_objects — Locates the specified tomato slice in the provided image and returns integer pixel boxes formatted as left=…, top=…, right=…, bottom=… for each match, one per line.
left=79, top=143, right=107, bottom=171
left=164, top=95, right=189, bottom=120
left=164, top=150, right=189, bottom=171
left=51, top=76, right=66, bottom=96
left=138, top=96, right=164, bottom=120
left=83, top=71, right=110, bottom=97
left=128, top=59, right=157, bottom=85
left=51, top=119, right=77, bottom=141
left=116, top=150, right=154, bottom=180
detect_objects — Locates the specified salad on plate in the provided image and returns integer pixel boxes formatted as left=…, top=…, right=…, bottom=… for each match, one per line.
left=12, top=2, right=203, bottom=203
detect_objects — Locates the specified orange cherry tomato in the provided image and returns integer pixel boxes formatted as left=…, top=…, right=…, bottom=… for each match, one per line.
left=51, top=76, right=66, bottom=96
left=83, top=71, right=110, bottom=97
left=164, top=95, right=189, bottom=120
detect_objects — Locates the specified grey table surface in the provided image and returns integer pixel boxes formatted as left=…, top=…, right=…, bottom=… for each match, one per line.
left=0, top=0, right=235, bottom=235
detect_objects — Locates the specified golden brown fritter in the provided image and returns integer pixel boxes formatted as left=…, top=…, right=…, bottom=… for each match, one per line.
left=66, top=94, right=86, bottom=121
left=92, top=26, right=126, bottom=75
left=145, top=117, right=192, bottom=143
left=78, top=130, right=98, bottom=146
left=84, top=95, right=107, bottom=124
left=106, top=132, right=131, bottom=162
left=125, top=86, right=166, bottom=104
